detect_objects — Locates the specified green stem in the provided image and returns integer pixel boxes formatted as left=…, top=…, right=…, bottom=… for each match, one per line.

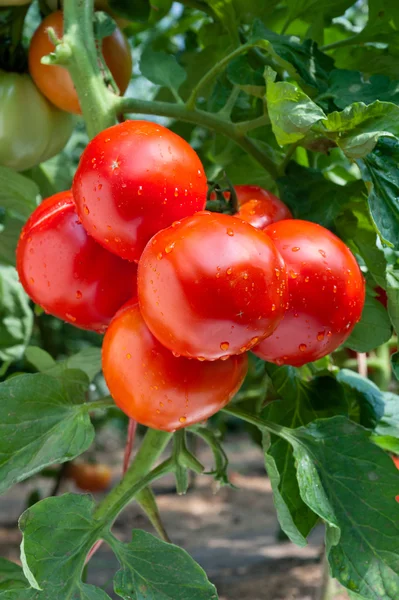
left=116, top=97, right=279, bottom=179
left=94, top=429, right=172, bottom=524
left=222, top=406, right=294, bottom=442
left=373, top=344, right=391, bottom=391
left=62, top=0, right=118, bottom=138
left=278, top=141, right=301, bottom=176
left=320, top=35, right=360, bottom=52
left=235, top=114, right=270, bottom=135
left=185, top=43, right=253, bottom=110
left=85, top=397, right=115, bottom=411
left=178, top=0, right=214, bottom=16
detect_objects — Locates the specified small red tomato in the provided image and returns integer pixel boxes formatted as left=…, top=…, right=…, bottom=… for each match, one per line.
left=253, top=220, right=365, bottom=367
left=392, top=455, right=399, bottom=470
left=102, top=300, right=248, bottom=431
left=72, top=120, right=207, bottom=262
left=234, top=185, right=292, bottom=230
left=138, top=212, right=288, bottom=360
left=68, top=462, right=112, bottom=492
left=16, top=191, right=137, bottom=332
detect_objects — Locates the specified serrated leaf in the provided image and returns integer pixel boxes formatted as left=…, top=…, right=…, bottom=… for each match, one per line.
left=290, top=417, right=399, bottom=599
left=0, top=166, right=39, bottom=220
left=327, top=70, right=399, bottom=110
left=0, top=370, right=94, bottom=494
left=0, top=266, right=33, bottom=362
left=140, top=46, right=187, bottom=96
left=322, top=101, right=399, bottom=159
left=261, top=366, right=348, bottom=545
left=265, top=67, right=326, bottom=146
left=345, top=292, right=392, bottom=352
left=19, top=494, right=110, bottom=599
left=357, top=138, right=399, bottom=250
left=110, top=530, right=218, bottom=599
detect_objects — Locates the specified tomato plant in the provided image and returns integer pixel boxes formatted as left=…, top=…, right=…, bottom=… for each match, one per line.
left=138, top=211, right=288, bottom=360
left=16, top=190, right=137, bottom=332
left=1, top=1, right=399, bottom=600
left=29, top=10, right=132, bottom=114
left=72, top=120, right=207, bottom=261
left=103, top=299, right=248, bottom=431
left=253, top=219, right=365, bottom=366
left=0, top=70, right=73, bottom=171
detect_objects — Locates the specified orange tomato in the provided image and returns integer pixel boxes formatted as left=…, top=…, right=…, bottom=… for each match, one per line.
left=68, top=462, right=112, bottom=492
left=28, top=11, right=132, bottom=114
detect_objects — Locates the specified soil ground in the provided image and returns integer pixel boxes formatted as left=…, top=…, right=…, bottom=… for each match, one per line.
left=0, top=433, right=349, bottom=599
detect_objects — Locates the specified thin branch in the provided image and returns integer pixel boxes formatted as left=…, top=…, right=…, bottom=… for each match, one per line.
left=123, top=418, right=138, bottom=474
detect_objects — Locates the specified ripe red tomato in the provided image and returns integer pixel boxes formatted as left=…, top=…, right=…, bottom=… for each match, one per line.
left=102, top=300, right=248, bottom=431
left=28, top=11, right=132, bottom=115
left=72, top=120, right=207, bottom=262
left=16, top=191, right=137, bottom=333
left=234, top=185, right=292, bottom=230
left=138, top=212, right=288, bottom=360
left=68, top=462, right=112, bottom=492
left=253, top=220, right=365, bottom=367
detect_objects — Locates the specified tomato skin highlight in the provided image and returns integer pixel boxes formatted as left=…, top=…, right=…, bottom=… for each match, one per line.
left=253, top=219, right=365, bottom=367
left=68, top=463, right=112, bottom=492
left=29, top=11, right=132, bottom=115
left=72, top=120, right=207, bottom=262
left=102, top=300, right=248, bottom=431
left=16, top=191, right=137, bottom=332
left=138, top=212, right=288, bottom=360
left=234, top=185, right=292, bottom=230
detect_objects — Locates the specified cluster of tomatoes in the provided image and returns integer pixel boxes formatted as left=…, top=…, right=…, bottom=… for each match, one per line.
left=17, top=119, right=365, bottom=432
left=0, top=8, right=131, bottom=171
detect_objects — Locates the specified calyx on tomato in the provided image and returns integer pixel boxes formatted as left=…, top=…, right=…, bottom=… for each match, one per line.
left=0, top=70, right=73, bottom=171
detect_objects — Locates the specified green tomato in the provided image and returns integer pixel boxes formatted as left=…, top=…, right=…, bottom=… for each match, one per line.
left=0, top=70, right=74, bottom=171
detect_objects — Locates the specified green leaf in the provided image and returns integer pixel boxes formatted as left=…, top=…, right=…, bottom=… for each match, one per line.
left=386, top=262, right=399, bottom=334
left=204, top=0, right=238, bottom=43
left=322, top=101, right=399, bottom=159
left=284, top=0, right=354, bottom=26
left=357, top=138, right=399, bottom=250
left=46, top=348, right=102, bottom=382
left=392, top=352, right=399, bottom=380
left=290, top=417, right=399, bottom=599
left=261, top=366, right=348, bottom=545
left=20, top=494, right=110, bottom=599
left=326, top=70, right=399, bottom=110
left=345, top=292, right=392, bottom=353
left=140, top=46, right=187, bottom=97
left=93, top=11, right=117, bottom=40
left=0, top=370, right=94, bottom=495
left=0, top=213, right=24, bottom=267
left=374, top=391, right=399, bottom=452
left=278, top=163, right=363, bottom=228
left=265, top=67, right=326, bottom=146
left=110, top=530, right=218, bottom=599
left=226, top=56, right=265, bottom=97
left=108, top=0, right=150, bottom=22
left=25, top=346, right=56, bottom=372
left=0, top=558, right=29, bottom=591
left=0, top=166, right=38, bottom=220
left=336, top=368, right=384, bottom=429
left=0, top=266, right=33, bottom=362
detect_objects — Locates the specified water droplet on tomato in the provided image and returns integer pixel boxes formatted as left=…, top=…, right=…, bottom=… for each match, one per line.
left=157, top=252, right=163, bottom=260
left=29, top=277, right=34, bottom=284
left=289, top=270, right=298, bottom=279
left=83, top=205, right=90, bottom=215
left=271, top=304, right=276, bottom=311
left=220, top=342, right=230, bottom=351
left=275, top=268, right=280, bottom=278
left=318, top=249, right=326, bottom=258
left=299, top=343, right=307, bottom=352
left=226, top=267, right=232, bottom=275
left=305, top=276, right=310, bottom=283
left=226, top=228, right=234, bottom=236
left=76, top=290, right=82, bottom=299
left=174, top=187, right=179, bottom=197
left=317, top=332, right=325, bottom=341
left=172, top=351, right=181, bottom=358
left=292, top=247, right=300, bottom=252
left=66, top=313, right=76, bottom=322
left=333, top=285, right=337, bottom=293
left=165, top=242, right=175, bottom=254
left=179, top=416, right=187, bottom=423
left=138, top=186, right=143, bottom=195
left=126, top=353, right=132, bottom=359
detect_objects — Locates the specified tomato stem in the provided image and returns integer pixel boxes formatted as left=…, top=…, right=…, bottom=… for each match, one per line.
left=116, top=96, right=279, bottom=179
left=222, top=405, right=295, bottom=442
left=62, top=0, right=118, bottom=138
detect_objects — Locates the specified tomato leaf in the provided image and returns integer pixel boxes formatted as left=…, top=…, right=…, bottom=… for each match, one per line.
left=140, top=46, right=187, bottom=96
left=321, top=101, right=399, bottom=159
left=357, top=137, right=399, bottom=250
left=265, top=67, right=326, bottom=145
left=373, top=391, right=399, bottom=453
left=110, top=530, right=218, bottom=600
left=326, top=70, right=399, bottom=110
left=0, top=266, right=33, bottom=363
left=392, top=352, right=399, bottom=381
left=45, top=347, right=102, bottom=382
left=0, top=558, right=29, bottom=591
left=19, top=494, right=110, bottom=599
left=25, top=346, right=56, bottom=372
left=289, top=417, right=399, bottom=599
left=108, top=0, right=151, bottom=22
left=0, top=166, right=38, bottom=221
left=0, top=370, right=94, bottom=495
left=336, top=369, right=385, bottom=429
left=345, top=292, right=392, bottom=353
left=261, top=366, right=348, bottom=545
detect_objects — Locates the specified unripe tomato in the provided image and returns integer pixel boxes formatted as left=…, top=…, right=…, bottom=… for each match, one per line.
left=68, top=462, right=112, bottom=492
left=102, top=300, right=248, bottom=431
left=234, top=185, right=292, bottom=230
left=16, top=191, right=137, bottom=332
left=138, top=212, right=288, bottom=360
left=28, top=11, right=132, bottom=114
left=72, top=120, right=207, bottom=262
left=253, top=220, right=365, bottom=367
left=0, top=70, right=73, bottom=171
